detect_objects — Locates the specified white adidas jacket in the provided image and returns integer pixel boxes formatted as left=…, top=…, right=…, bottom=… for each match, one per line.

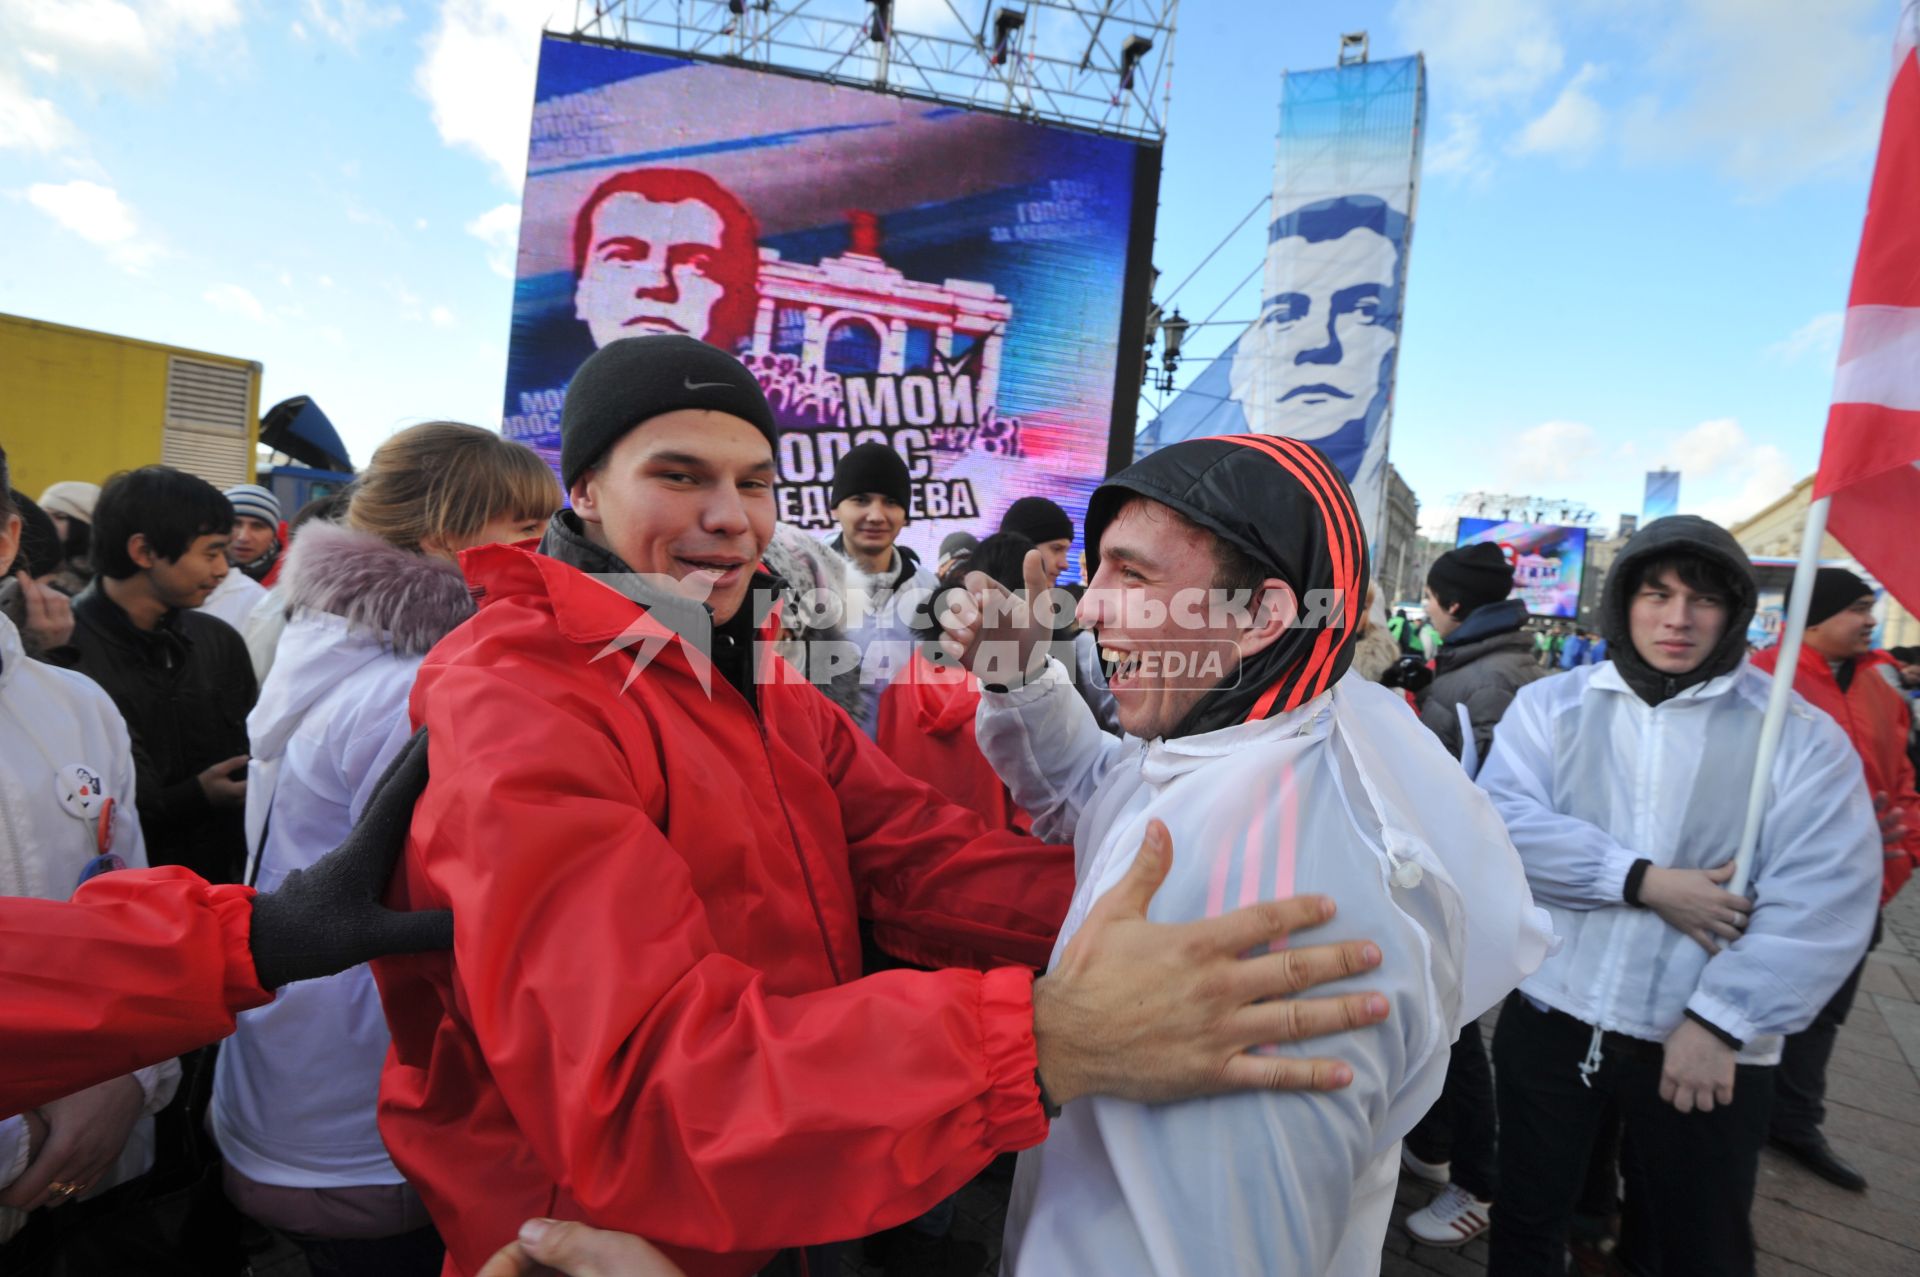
left=976, top=661, right=1551, bottom=1276
left=1477, top=661, right=1881, bottom=1064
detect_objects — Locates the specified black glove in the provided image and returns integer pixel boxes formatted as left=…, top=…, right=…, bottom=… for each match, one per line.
left=1380, top=653, right=1434, bottom=694
left=248, top=728, right=451, bottom=989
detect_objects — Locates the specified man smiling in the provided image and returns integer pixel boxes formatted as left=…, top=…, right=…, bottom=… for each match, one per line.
left=373, top=337, right=1397, bottom=1277
left=942, top=435, right=1549, bottom=1274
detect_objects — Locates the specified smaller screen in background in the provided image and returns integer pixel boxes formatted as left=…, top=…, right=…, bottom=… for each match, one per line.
left=1456, top=517, right=1589, bottom=619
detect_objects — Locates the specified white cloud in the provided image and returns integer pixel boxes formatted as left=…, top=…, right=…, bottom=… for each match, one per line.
left=1689, top=443, right=1800, bottom=528
left=416, top=0, right=548, bottom=190
left=1767, top=311, right=1845, bottom=365
left=1512, top=64, right=1605, bottom=159
left=1665, top=417, right=1745, bottom=477
left=202, top=282, right=267, bottom=322
left=1620, top=0, right=1886, bottom=193
left=1393, top=0, right=1565, bottom=104
left=0, top=0, right=244, bottom=90
left=303, top=0, right=404, bottom=50
left=26, top=178, right=161, bottom=270
left=1498, top=420, right=1604, bottom=486
left=430, top=304, right=456, bottom=327
left=0, top=68, right=77, bottom=152
left=466, top=201, right=521, bottom=278
left=1425, top=112, right=1492, bottom=181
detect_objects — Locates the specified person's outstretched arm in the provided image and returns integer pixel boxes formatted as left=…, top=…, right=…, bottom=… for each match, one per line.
left=1, top=730, right=446, bottom=1117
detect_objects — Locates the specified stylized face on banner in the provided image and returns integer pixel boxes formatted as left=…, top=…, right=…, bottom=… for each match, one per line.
left=1229, top=196, right=1403, bottom=442
left=571, top=169, right=762, bottom=350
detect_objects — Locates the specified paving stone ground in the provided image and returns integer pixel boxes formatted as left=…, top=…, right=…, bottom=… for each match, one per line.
left=253, top=887, right=1920, bottom=1277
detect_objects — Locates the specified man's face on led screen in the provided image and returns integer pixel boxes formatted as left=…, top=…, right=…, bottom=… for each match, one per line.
left=574, top=193, right=731, bottom=346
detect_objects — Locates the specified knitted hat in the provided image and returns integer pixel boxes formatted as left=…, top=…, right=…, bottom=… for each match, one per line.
left=36, top=480, right=100, bottom=525
left=999, top=496, right=1073, bottom=545
left=830, top=442, right=912, bottom=511
left=223, top=483, right=282, bottom=528
left=1808, top=567, right=1873, bottom=627
left=559, top=334, right=778, bottom=490
left=1427, top=541, right=1515, bottom=617
left=938, top=530, right=979, bottom=562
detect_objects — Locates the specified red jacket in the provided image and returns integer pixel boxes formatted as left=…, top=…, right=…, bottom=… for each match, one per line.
left=373, top=544, right=1072, bottom=1277
left=876, top=651, right=1031, bottom=838
left=1, top=868, right=269, bottom=1117
left=1756, top=643, right=1920, bottom=904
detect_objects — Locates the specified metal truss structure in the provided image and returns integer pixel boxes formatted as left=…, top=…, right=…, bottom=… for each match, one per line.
left=568, top=0, right=1178, bottom=142
left=1447, top=491, right=1600, bottom=527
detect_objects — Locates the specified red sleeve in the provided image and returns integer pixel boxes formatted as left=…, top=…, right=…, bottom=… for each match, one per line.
left=822, top=694, right=1073, bottom=972
left=412, top=664, right=1052, bottom=1254
left=1884, top=706, right=1920, bottom=905
left=0, top=868, right=268, bottom=1117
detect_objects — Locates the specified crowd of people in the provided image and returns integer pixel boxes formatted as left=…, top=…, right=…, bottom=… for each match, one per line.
left=1, top=330, right=1914, bottom=1277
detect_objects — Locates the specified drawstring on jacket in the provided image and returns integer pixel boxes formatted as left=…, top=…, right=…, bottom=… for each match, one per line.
left=1577, top=1024, right=1605, bottom=1088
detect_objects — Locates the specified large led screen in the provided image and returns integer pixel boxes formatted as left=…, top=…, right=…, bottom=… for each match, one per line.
left=1456, top=517, right=1589, bottom=619
left=501, top=34, right=1160, bottom=578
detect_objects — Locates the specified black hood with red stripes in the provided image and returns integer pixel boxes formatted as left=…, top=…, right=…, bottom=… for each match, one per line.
left=1084, top=436, right=1369, bottom=740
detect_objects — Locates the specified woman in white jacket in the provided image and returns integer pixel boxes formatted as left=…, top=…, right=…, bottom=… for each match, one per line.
left=209, top=423, right=559, bottom=1277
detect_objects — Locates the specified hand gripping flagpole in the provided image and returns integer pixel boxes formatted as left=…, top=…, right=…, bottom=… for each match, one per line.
left=1730, top=496, right=1830, bottom=896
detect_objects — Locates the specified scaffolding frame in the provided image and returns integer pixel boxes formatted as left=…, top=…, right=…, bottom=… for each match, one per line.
left=568, top=0, right=1178, bottom=142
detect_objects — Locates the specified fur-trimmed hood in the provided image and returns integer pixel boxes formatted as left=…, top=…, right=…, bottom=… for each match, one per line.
left=280, top=519, right=475, bottom=657
left=250, top=522, right=477, bottom=767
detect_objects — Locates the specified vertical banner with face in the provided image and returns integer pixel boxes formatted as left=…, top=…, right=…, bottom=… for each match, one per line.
left=1642, top=470, right=1681, bottom=522
left=500, top=35, right=1159, bottom=579
left=1135, top=54, right=1425, bottom=541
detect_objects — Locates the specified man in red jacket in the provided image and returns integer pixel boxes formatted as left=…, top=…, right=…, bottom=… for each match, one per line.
left=373, top=335, right=1392, bottom=1277
left=1754, top=568, right=1920, bottom=1190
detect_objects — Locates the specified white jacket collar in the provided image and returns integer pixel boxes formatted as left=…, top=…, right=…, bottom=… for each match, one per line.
left=1138, top=692, right=1333, bottom=786
left=1588, top=658, right=1743, bottom=703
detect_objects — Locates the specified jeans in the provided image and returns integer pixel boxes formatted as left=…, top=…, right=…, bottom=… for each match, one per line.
left=1404, top=1019, right=1498, bottom=1200
left=1772, top=912, right=1880, bottom=1142
left=1488, top=994, right=1772, bottom=1277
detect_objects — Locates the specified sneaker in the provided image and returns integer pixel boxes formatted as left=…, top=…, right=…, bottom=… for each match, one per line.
left=1400, top=1144, right=1450, bottom=1186
left=1405, top=1182, right=1493, bottom=1248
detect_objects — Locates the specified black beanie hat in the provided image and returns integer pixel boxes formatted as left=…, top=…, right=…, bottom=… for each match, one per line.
left=999, top=496, right=1074, bottom=545
left=1808, top=567, right=1873, bottom=627
left=1427, top=541, right=1515, bottom=617
left=830, top=443, right=912, bottom=511
left=559, top=335, right=778, bottom=490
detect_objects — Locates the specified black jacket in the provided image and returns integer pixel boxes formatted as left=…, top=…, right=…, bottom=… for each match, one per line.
left=55, top=583, right=257, bottom=881
left=1416, top=598, right=1543, bottom=762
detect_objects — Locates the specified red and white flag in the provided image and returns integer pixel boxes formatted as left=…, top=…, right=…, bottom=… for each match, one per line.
left=1818, top=0, right=1920, bottom=613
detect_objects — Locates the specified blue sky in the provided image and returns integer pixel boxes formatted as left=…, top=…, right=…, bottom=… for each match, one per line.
left=0, top=0, right=1899, bottom=535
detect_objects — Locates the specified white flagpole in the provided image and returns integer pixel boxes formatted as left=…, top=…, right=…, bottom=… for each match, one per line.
left=1731, top=495, right=1831, bottom=895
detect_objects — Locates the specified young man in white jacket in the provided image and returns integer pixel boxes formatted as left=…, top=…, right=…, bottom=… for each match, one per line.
left=1477, top=515, right=1882, bottom=1277
left=940, top=435, right=1551, bottom=1275
left=0, top=451, right=179, bottom=1254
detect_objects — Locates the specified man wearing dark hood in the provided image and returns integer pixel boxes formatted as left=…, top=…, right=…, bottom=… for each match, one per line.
left=941, top=435, right=1549, bottom=1274
left=1476, top=515, right=1882, bottom=1276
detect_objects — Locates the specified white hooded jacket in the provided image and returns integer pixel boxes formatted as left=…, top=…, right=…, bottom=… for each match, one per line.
left=1478, top=660, right=1881, bottom=1063
left=210, top=522, right=472, bottom=1188
left=977, top=661, right=1551, bottom=1276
